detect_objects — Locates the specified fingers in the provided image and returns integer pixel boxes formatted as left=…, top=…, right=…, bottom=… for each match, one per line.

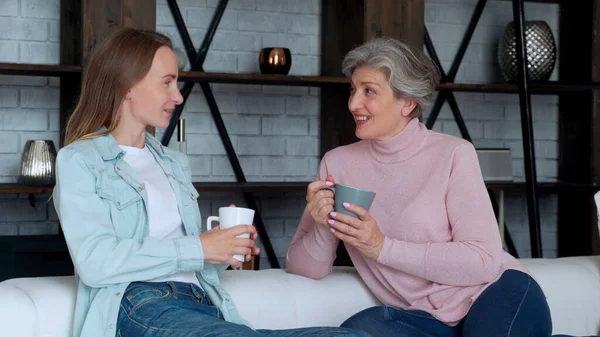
left=330, top=211, right=361, bottom=229
left=307, top=179, right=334, bottom=198
left=329, top=225, right=357, bottom=246
left=228, top=224, right=256, bottom=236
left=314, top=189, right=335, bottom=201
left=325, top=174, right=335, bottom=184
left=327, top=218, right=359, bottom=238
left=315, top=196, right=334, bottom=213
left=228, top=257, right=242, bottom=269
left=342, top=202, right=371, bottom=221
left=234, top=246, right=253, bottom=255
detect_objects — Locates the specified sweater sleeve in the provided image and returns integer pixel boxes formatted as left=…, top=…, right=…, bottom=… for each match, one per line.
left=285, top=157, right=339, bottom=280
left=377, top=143, right=504, bottom=286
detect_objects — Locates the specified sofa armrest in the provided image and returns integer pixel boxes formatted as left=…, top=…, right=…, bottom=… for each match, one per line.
left=0, top=276, right=76, bottom=337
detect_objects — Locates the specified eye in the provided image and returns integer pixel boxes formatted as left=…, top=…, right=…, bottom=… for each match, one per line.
left=349, top=87, right=356, bottom=94
left=364, top=87, right=375, bottom=95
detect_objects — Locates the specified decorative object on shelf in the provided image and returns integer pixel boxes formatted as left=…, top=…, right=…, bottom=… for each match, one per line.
left=259, top=47, right=292, bottom=75
left=173, top=48, right=187, bottom=71
left=18, top=140, right=57, bottom=186
left=177, top=118, right=186, bottom=153
left=497, top=21, right=556, bottom=82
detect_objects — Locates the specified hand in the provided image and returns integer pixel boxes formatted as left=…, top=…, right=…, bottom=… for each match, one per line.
left=306, top=174, right=336, bottom=227
left=327, top=202, right=385, bottom=261
left=226, top=204, right=260, bottom=262
left=199, top=224, right=260, bottom=269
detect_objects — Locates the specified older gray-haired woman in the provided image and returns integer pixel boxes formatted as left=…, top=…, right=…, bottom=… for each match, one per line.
left=286, top=37, right=567, bottom=337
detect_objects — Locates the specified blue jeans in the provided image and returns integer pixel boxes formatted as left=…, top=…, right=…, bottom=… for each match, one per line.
left=116, top=281, right=371, bottom=337
left=340, top=269, right=597, bottom=337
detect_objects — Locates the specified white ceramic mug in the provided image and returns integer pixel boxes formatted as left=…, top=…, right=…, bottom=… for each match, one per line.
left=206, top=206, right=255, bottom=262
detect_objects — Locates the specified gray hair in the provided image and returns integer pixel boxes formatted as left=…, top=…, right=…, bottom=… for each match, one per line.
left=342, top=37, right=441, bottom=119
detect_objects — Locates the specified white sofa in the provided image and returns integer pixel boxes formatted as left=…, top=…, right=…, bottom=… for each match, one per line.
left=1, top=257, right=599, bottom=337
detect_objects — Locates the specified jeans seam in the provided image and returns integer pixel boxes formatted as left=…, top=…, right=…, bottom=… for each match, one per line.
left=121, top=302, right=208, bottom=332
left=507, top=276, right=531, bottom=336
left=120, top=303, right=152, bottom=331
left=128, top=290, right=170, bottom=313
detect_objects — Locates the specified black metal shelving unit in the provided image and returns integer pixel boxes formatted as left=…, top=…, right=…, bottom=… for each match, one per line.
left=2, top=0, right=600, bottom=271
left=421, top=0, right=600, bottom=258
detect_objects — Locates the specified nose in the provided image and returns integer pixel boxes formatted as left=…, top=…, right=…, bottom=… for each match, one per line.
left=172, top=86, right=184, bottom=105
left=348, top=91, right=361, bottom=113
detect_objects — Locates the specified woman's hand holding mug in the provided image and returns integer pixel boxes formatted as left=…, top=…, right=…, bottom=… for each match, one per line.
left=306, top=174, right=336, bottom=227
left=200, top=204, right=260, bottom=268
left=200, top=224, right=258, bottom=268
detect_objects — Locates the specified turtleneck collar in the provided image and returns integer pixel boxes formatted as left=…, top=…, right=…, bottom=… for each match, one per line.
left=368, top=117, right=429, bottom=163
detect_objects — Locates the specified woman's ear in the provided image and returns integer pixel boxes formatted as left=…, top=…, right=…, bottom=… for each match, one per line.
left=397, top=98, right=417, bottom=117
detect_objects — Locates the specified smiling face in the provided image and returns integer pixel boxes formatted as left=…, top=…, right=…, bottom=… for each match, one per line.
left=348, top=65, right=416, bottom=141
left=122, top=46, right=183, bottom=129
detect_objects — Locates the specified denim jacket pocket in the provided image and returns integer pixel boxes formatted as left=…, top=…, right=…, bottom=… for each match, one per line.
left=97, top=182, right=144, bottom=239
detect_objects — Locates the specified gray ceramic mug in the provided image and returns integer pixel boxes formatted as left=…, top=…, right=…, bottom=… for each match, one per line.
left=330, top=183, right=376, bottom=218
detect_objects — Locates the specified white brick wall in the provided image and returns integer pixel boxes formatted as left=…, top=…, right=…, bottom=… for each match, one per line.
left=0, top=0, right=562, bottom=268
left=0, top=0, right=60, bottom=236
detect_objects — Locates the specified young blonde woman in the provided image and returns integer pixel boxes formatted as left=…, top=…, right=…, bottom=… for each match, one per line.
left=53, top=27, right=370, bottom=337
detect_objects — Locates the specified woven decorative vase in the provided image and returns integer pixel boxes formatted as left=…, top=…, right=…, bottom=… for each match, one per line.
left=497, top=21, right=556, bottom=82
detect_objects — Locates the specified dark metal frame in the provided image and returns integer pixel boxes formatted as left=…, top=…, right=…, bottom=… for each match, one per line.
left=161, top=0, right=280, bottom=268
left=424, top=0, right=543, bottom=258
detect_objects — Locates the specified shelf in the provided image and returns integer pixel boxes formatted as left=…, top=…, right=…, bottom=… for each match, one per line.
left=192, top=181, right=308, bottom=192
left=485, top=181, right=600, bottom=193
left=0, top=182, right=308, bottom=195
left=0, top=184, right=54, bottom=194
left=0, top=63, right=597, bottom=93
left=437, top=82, right=598, bottom=94
left=496, top=0, right=561, bottom=3
left=178, top=71, right=349, bottom=87
left=3, top=181, right=600, bottom=195
left=0, top=63, right=81, bottom=77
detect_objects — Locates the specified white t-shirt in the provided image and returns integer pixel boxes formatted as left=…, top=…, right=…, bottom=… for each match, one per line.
left=119, top=144, right=201, bottom=288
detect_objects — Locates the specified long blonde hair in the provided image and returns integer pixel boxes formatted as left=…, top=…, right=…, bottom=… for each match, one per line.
left=64, top=28, right=172, bottom=145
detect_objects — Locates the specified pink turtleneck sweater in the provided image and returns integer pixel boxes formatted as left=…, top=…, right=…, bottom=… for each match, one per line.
left=285, top=118, right=528, bottom=326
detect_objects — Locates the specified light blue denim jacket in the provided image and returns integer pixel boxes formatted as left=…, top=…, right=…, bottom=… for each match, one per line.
left=52, top=132, right=251, bottom=337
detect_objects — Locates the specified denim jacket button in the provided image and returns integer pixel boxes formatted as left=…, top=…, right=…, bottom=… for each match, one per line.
left=116, top=292, right=121, bottom=296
